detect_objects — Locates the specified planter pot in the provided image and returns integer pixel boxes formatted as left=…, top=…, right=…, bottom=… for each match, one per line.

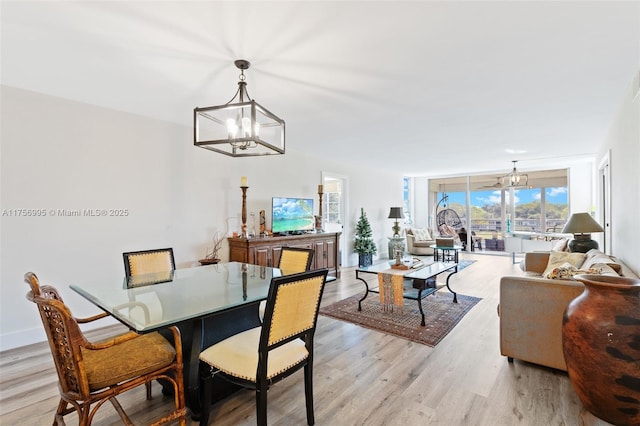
left=199, top=258, right=220, bottom=266
left=562, top=274, right=640, bottom=426
left=358, top=253, right=373, bottom=267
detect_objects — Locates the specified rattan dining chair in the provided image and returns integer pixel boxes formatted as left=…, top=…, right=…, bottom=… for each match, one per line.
left=259, top=246, right=315, bottom=321
left=199, top=268, right=329, bottom=426
left=123, top=247, right=175, bottom=277
left=25, top=272, right=186, bottom=426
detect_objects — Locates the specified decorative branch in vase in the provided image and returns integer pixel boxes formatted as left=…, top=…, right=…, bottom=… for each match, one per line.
left=199, top=231, right=226, bottom=265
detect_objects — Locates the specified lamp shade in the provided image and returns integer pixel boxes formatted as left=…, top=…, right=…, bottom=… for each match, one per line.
left=388, top=207, right=405, bottom=219
left=562, top=213, right=604, bottom=234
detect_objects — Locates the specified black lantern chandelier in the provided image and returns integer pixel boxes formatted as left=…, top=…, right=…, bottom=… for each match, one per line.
left=194, top=60, right=285, bottom=157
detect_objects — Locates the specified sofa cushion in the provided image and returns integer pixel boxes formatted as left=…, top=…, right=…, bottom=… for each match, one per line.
left=542, top=251, right=586, bottom=278
left=412, top=228, right=432, bottom=242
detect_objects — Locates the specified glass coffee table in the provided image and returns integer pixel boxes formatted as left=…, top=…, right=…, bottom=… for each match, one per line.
left=355, top=260, right=459, bottom=326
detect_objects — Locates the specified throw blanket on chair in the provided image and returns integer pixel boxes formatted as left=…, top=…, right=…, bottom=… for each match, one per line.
left=378, top=272, right=404, bottom=313
left=439, top=224, right=463, bottom=246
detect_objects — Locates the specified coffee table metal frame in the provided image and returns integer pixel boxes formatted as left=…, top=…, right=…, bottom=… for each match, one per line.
left=355, top=261, right=459, bottom=326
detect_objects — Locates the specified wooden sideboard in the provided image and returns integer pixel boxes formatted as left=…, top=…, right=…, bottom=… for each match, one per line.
left=228, top=232, right=341, bottom=279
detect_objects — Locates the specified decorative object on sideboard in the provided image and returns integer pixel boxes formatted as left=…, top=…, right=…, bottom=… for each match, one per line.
left=562, top=212, right=604, bottom=253
left=240, top=176, right=248, bottom=238
left=354, top=208, right=377, bottom=267
left=199, top=231, right=226, bottom=265
left=259, top=210, right=267, bottom=236
left=249, top=212, right=257, bottom=238
left=316, top=184, right=324, bottom=232
left=388, top=207, right=404, bottom=238
left=562, top=274, right=640, bottom=426
left=502, top=160, right=528, bottom=188
left=193, top=59, right=285, bottom=157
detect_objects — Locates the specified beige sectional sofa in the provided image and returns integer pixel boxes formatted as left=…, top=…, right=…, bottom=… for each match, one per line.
left=405, top=228, right=436, bottom=256
left=498, top=249, right=638, bottom=371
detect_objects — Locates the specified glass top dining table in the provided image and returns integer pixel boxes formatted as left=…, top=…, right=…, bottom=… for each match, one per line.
left=70, top=261, right=281, bottom=333
left=71, top=261, right=282, bottom=416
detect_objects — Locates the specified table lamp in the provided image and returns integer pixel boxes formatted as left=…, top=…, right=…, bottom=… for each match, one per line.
left=562, top=212, right=604, bottom=253
left=388, top=207, right=404, bottom=237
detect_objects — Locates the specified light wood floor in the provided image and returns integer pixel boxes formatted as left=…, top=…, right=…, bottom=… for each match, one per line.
left=1, top=253, right=612, bottom=425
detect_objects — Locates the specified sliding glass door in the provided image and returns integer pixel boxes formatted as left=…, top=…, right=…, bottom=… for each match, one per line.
left=422, top=168, right=569, bottom=253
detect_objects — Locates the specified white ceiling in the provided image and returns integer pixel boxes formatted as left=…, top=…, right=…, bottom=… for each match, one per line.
left=2, top=1, right=639, bottom=177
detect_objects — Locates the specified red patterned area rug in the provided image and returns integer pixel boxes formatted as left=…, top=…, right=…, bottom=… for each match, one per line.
left=319, top=290, right=481, bottom=347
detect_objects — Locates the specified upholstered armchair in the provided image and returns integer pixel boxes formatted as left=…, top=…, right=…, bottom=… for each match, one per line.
left=405, top=228, right=436, bottom=255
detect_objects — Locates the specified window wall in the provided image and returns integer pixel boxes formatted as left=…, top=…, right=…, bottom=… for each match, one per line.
left=424, top=169, right=569, bottom=252
left=403, top=176, right=413, bottom=225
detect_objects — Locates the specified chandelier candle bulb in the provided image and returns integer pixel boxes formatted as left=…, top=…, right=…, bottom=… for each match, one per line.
left=241, top=176, right=247, bottom=187
left=241, top=117, right=251, bottom=137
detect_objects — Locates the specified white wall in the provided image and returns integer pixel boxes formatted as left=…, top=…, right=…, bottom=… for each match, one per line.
left=0, top=86, right=403, bottom=350
left=598, top=71, right=640, bottom=273
left=413, top=178, right=431, bottom=230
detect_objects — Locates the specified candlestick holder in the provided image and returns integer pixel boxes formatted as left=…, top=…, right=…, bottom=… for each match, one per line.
left=241, top=186, right=248, bottom=238
left=316, top=187, right=324, bottom=233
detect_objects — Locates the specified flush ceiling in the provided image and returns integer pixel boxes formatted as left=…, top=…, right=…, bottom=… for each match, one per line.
left=2, top=1, right=638, bottom=177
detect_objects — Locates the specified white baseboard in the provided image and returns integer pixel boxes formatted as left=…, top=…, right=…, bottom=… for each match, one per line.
left=0, top=316, right=119, bottom=352
left=0, top=327, right=47, bottom=352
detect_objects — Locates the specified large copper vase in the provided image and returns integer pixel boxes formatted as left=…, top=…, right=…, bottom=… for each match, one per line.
left=562, top=274, right=640, bottom=425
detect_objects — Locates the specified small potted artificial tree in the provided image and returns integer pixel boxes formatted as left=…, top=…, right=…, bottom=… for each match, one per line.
left=354, top=208, right=377, bottom=267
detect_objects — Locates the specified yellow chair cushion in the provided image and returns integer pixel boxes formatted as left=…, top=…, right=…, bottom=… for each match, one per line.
left=82, top=332, right=176, bottom=391
left=199, top=327, right=308, bottom=382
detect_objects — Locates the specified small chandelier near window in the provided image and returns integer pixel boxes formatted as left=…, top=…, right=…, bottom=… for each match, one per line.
left=502, top=160, right=528, bottom=188
left=194, top=59, right=285, bottom=157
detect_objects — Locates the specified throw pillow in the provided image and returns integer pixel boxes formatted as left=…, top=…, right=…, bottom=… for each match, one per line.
left=552, top=238, right=569, bottom=252
left=544, top=262, right=603, bottom=280
left=585, top=248, right=603, bottom=258
left=582, top=254, right=623, bottom=275
left=588, top=262, right=619, bottom=277
left=542, top=251, right=587, bottom=278
left=413, top=228, right=431, bottom=241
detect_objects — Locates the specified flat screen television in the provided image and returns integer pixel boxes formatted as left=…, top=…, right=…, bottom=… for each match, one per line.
left=272, top=197, right=315, bottom=234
